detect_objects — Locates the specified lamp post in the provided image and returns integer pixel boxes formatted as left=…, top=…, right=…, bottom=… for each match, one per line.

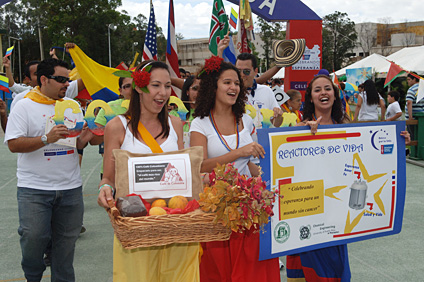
left=132, top=42, right=138, bottom=55
left=107, top=24, right=117, bottom=67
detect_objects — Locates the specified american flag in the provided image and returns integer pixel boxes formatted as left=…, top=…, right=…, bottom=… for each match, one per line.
left=142, top=0, right=158, bottom=61
left=166, top=0, right=181, bottom=97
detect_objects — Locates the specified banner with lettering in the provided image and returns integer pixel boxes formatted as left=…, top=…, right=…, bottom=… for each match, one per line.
left=257, top=121, right=406, bottom=260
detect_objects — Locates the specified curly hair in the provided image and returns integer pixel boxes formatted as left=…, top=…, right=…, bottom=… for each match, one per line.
left=194, top=61, right=246, bottom=123
left=124, top=60, right=170, bottom=140
left=303, top=75, right=349, bottom=124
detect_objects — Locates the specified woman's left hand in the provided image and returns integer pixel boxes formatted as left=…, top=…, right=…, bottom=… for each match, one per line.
left=305, top=116, right=322, bottom=135
left=401, top=130, right=411, bottom=145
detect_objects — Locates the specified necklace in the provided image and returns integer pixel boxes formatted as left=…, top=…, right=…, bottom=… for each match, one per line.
left=313, top=113, right=336, bottom=124
left=209, top=110, right=239, bottom=152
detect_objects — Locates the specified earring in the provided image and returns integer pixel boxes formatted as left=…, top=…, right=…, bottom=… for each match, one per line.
left=289, top=106, right=293, bottom=110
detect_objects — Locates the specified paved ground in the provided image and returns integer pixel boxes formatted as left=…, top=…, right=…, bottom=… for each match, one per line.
left=0, top=134, right=423, bottom=281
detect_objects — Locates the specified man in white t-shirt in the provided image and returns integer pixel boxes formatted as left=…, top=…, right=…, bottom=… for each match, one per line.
left=4, top=58, right=93, bottom=282
left=235, top=53, right=283, bottom=130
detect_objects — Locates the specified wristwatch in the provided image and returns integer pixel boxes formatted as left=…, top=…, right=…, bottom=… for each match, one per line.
left=41, top=134, right=48, bottom=145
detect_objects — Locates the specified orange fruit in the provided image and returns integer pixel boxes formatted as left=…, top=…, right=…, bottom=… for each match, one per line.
left=168, top=196, right=188, bottom=210
left=151, top=199, right=167, bottom=208
left=149, top=207, right=167, bottom=216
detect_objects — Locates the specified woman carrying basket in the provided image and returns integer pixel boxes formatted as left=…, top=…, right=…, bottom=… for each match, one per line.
left=190, top=56, right=280, bottom=282
left=97, top=61, right=200, bottom=281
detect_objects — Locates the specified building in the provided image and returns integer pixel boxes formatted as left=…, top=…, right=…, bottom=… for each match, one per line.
left=177, top=36, right=265, bottom=74
left=353, top=21, right=424, bottom=58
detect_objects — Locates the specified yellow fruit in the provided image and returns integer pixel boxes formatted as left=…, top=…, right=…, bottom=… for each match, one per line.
left=168, top=196, right=188, bottom=210
left=151, top=199, right=167, bottom=208
left=149, top=207, right=167, bottom=216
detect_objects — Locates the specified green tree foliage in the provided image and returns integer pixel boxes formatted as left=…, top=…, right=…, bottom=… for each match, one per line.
left=322, top=11, right=357, bottom=71
left=256, top=17, right=285, bottom=71
left=0, top=0, right=168, bottom=80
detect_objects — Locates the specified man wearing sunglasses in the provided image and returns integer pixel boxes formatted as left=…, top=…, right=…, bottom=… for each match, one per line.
left=236, top=53, right=283, bottom=132
left=4, top=58, right=93, bottom=282
left=3, top=46, right=85, bottom=112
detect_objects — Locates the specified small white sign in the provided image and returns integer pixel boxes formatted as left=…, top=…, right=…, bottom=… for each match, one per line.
left=128, top=153, right=192, bottom=199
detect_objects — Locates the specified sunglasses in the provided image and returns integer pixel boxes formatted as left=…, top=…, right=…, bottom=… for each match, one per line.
left=238, top=69, right=252, bottom=76
left=47, top=75, right=70, bottom=83
left=122, top=84, right=132, bottom=90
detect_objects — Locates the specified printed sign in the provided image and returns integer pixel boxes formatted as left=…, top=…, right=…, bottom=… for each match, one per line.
left=128, top=154, right=192, bottom=199
left=292, top=45, right=321, bottom=70
left=258, top=122, right=406, bottom=260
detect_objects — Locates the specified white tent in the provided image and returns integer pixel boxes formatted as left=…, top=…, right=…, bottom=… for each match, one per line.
left=334, top=53, right=390, bottom=76
left=385, top=46, right=424, bottom=75
left=272, top=67, right=285, bottom=79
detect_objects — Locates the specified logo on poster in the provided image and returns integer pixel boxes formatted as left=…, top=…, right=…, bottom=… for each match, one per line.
left=299, top=225, right=311, bottom=240
left=292, top=45, right=321, bottom=70
left=274, top=221, right=290, bottom=244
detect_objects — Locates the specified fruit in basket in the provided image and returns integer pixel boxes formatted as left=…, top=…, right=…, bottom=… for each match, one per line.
left=168, top=196, right=188, bottom=209
left=151, top=199, right=167, bottom=208
left=149, top=207, right=167, bottom=216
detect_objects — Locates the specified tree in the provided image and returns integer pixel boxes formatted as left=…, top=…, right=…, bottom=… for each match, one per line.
left=322, top=11, right=357, bottom=71
left=377, top=17, right=392, bottom=56
left=357, top=22, right=377, bottom=57
left=256, top=17, right=285, bottom=71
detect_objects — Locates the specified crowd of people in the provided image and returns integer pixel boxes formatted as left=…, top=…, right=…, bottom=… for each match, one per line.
left=0, top=38, right=417, bottom=282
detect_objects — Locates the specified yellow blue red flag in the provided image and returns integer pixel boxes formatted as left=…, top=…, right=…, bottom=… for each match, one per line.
left=68, top=45, right=119, bottom=102
left=0, top=75, right=10, bottom=93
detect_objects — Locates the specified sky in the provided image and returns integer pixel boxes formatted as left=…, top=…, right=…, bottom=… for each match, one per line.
left=119, top=0, right=423, bottom=40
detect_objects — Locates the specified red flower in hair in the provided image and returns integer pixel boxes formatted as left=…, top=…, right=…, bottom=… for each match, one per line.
left=198, top=56, right=224, bottom=77
left=131, top=70, right=151, bottom=89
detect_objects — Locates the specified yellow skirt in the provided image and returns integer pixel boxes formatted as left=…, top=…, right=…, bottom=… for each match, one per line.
left=113, top=235, right=200, bottom=282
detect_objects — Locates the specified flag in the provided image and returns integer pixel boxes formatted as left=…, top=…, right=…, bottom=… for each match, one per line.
left=209, top=0, right=229, bottom=56
left=142, top=0, right=158, bottom=62
left=5, top=46, right=14, bottom=57
left=229, top=7, right=238, bottom=30
left=237, top=19, right=251, bottom=54
left=239, top=0, right=253, bottom=31
left=68, top=45, right=119, bottom=102
left=166, top=0, right=181, bottom=97
left=384, top=61, right=405, bottom=87
left=116, top=62, right=129, bottom=70
left=0, top=75, right=10, bottom=93
left=332, top=72, right=340, bottom=88
left=223, top=34, right=237, bottom=64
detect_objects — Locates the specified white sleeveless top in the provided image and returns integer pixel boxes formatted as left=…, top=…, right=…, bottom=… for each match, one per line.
left=118, top=115, right=179, bottom=153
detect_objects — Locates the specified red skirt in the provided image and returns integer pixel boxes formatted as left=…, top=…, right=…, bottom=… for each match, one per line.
left=200, top=229, right=280, bottom=282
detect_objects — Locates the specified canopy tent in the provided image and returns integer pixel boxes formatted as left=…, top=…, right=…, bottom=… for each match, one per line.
left=272, top=67, right=285, bottom=79
left=385, top=46, right=424, bottom=75
left=334, top=53, right=390, bottom=76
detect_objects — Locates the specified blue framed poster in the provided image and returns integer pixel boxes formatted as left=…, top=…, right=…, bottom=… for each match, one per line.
left=258, top=121, right=406, bottom=260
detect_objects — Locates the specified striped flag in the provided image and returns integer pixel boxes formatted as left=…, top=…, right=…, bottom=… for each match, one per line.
left=223, top=34, right=237, bottom=64
left=5, top=46, right=14, bottom=57
left=209, top=0, right=229, bottom=56
left=0, top=75, right=10, bottom=93
left=166, top=0, right=181, bottom=97
left=229, top=7, right=238, bottom=29
left=142, top=0, right=158, bottom=62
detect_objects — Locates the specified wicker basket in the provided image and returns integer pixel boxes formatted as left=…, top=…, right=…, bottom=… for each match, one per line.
left=107, top=204, right=231, bottom=249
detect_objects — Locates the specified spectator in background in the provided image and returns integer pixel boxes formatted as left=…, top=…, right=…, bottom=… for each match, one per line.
left=405, top=72, right=422, bottom=121
left=0, top=97, right=7, bottom=132
left=386, top=90, right=402, bottom=121
left=179, top=67, right=187, bottom=79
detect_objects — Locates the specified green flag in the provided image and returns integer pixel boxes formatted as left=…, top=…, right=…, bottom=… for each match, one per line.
left=209, top=0, right=229, bottom=55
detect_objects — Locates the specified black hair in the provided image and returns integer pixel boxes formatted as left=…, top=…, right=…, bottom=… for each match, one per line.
left=36, top=58, right=69, bottom=86
left=118, top=77, right=126, bottom=88
left=179, top=68, right=186, bottom=74
left=388, top=90, right=400, bottom=101
left=363, top=79, right=380, bottom=105
left=125, top=60, right=170, bottom=140
left=195, top=61, right=246, bottom=122
left=407, top=72, right=420, bottom=83
left=24, top=60, right=41, bottom=79
left=181, top=75, right=196, bottom=116
left=236, top=53, right=258, bottom=69
left=303, top=75, right=349, bottom=124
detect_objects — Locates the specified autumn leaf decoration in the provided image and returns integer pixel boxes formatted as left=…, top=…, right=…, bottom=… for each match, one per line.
left=199, top=163, right=279, bottom=233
